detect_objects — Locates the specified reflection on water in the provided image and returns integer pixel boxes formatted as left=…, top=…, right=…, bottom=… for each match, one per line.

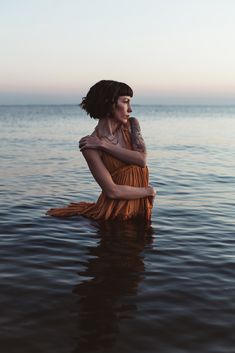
left=1, top=105, right=235, bottom=353
left=72, top=220, right=153, bottom=352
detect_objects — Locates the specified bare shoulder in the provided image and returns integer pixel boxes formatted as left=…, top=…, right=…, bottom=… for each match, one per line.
left=129, top=117, right=146, bottom=153
left=129, top=116, right=141, bottom=127
left=80, top=127, right=102, bottom=157
left=82, top=146, right=101, bottom=161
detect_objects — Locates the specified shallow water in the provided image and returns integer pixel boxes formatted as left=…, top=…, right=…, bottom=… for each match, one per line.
left=0, top=105, right=235, bottom=353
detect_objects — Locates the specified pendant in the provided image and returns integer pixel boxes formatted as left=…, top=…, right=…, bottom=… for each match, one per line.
left=104, top=134, right=119, bottom=145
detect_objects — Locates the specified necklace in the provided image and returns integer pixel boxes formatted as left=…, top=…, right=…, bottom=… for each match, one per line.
left=104, top=131, right=119, bottom=145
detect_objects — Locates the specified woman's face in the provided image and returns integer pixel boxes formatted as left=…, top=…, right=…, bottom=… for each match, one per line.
left=111, top=96, right=132, bottom=124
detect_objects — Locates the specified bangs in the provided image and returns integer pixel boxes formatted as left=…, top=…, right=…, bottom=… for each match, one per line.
left=116, top=82, right=133, bottom=98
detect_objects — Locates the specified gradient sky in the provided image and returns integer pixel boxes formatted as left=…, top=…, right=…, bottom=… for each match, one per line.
left=1, top=0, right=235, bottom=104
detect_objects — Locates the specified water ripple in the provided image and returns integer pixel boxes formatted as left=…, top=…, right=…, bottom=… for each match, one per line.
left=1, top=106, right=235, bottom=352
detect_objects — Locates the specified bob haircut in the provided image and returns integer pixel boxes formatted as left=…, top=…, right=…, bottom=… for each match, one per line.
left=80, top=80, right=133, bottom=119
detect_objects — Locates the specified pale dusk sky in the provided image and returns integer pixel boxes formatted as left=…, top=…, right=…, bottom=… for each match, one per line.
left=1, top=0, right=235, bottom=105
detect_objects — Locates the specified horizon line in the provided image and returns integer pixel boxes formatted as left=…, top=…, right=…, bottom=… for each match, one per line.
left=1, top=103, right=235, bottom=107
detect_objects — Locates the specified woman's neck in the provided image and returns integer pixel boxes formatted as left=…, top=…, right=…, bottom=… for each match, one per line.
left=97, top=117, right=120, bottom=137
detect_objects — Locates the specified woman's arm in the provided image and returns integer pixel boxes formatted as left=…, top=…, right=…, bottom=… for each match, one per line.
left=82, top=148, right=155, bottom=200
left=80, top=137, right=146, bottom=167
left=79, top=118, right=147, bottom=168
left=129, top=117, right=146, bottom=153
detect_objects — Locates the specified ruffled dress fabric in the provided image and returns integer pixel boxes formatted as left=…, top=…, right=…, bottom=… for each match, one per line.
left=46, top=124, right=152, bottom=221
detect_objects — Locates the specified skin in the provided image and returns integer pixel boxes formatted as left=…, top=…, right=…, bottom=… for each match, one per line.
left=79, top=96, right=156, bottom=202
left=129, top=118, right=146, bottom=153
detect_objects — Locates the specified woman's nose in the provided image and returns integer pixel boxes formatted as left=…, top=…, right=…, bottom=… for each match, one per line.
left=128, top=105, right=132, bottom=113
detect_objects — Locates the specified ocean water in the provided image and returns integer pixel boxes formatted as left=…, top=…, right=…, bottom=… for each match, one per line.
left=0, top=105, right=235, bottom=353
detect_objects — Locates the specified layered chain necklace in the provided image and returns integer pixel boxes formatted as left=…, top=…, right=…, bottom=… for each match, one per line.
left=103, top=129, right=119, bottom=145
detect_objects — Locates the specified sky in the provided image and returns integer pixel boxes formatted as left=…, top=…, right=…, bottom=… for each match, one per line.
left=1, top=0, right=235, bottom=105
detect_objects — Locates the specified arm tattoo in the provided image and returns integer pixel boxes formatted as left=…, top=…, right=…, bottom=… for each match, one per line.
left=130, top=118, right=146, bottom=152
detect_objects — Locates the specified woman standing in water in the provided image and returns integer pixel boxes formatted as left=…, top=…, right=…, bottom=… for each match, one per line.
left=46, top=80, right=156, bottom=220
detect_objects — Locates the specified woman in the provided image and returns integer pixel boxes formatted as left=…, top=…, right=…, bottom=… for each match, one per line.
left=46, top=80, right=156, bottom=220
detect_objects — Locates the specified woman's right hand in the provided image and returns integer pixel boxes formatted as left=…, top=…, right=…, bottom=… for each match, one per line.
left=79, top=135, right=104, bottom=151
left=147, top=185, right=156, bottom=206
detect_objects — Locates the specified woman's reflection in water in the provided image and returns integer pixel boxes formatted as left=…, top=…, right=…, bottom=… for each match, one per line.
left=72, top=219, right=154, bottom=352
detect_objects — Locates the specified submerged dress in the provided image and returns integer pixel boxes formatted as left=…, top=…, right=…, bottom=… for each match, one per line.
left=46, top=123, right=153, bottom=221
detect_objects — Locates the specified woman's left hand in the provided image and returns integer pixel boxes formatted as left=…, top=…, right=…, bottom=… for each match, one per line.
left=79, top=135, right=103, bottom=151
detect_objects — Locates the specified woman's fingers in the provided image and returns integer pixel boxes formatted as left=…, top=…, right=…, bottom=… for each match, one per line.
left=79, top=135, right=89, bottom=143
left=78, top=135, right=101, bottom=151
left=78, top=136, right=90, bottom=149
left=78, top=141, right=85, bottom=149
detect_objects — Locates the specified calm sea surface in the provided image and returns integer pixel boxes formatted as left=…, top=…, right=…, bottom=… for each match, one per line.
left=0, top=105, right=235, bottom=353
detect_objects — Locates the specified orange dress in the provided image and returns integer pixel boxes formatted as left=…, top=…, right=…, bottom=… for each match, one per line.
left=46, top=124, right=152, bottom=221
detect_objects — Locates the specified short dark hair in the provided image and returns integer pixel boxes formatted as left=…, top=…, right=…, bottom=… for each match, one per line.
left=80, top=80, right=133, bottom=119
